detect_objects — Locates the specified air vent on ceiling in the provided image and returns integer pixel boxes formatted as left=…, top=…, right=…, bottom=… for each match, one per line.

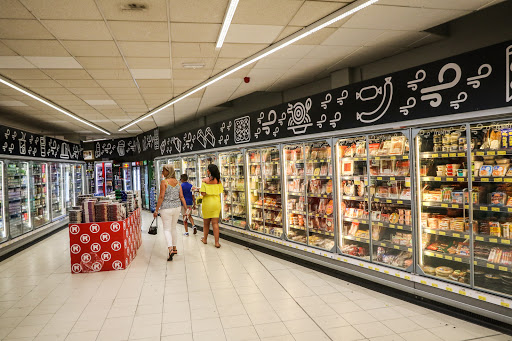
left=121, top=3, right=147, bottom=11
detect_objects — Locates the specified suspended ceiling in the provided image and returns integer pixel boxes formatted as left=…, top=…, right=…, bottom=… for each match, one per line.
left=0, top=0, right=504, bottom=141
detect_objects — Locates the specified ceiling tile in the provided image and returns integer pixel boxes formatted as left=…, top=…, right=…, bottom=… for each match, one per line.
left=0, top=0, right=34, bottom=19
left=0, top=41, right=16, bottom=56
left=0, top=19, right=53, bottom=39
left=233, top=0, right=302, bottom=26
left=213, top=58, right=241, bottom=70
left=43, top=69, right=92, bottom=80
left=171, top=43, right=217, bottom=58
left=304, top=45, right=358, bottom=59
left=288, top=27, right=337, bottom=45
left=96, top=79, right=137, bottom=88
left=131, top=69, right=171, bottom=79
left=139, top=87, right=172, bottom=94
left=0, top=56, right=35, bottom=68
left=87, top=69, right=132, bottom=79
left=61, top=40, right=120, bottom=57
left=377, top=0, right=497, bottom=10
left=17, top=79, right=62, bottom=88
left=171, top=23, right=221, bottom=43
left=211, top=67, right=251, bottom=79
left=22, top=0, right=102, bottom=19
left=75, top=94, right=112, bottom=101
left=96, top=0, right=168, bottom=21
left=84, top=99, right=117, bottom=106
left=344, top=5, right=467, bottom=31
left=136, top=79, right=172, bottom=87
left=0, top=100, right=27, bottom=107
left=169, top=0, right=228, bottom=24
left=2, top=40, right=70, bottom=57
left=225, top=25, right=283, bottom=44
left=118, top=41, right=170, bottom=58
left=218, top=43, right=267, bottom=58
left=126, top=57, right=170, bottom=69
left=76, top=56, right=126, bottom=69
left=269, top=44, right=316, bottom=59
left=31, top=87, right=72, bottom=95
left=321, top=27, right=382, bottom=46
left=109, top=21, right=168, bottom=42
left=172, top=57, right=215, bottom=70
left=173, top=79, right=203, bottom=88
left=365, top=30, right=429, bottom=48
left=274, top=26, right=302, bottom=42
left=290, top=1, right=345, bottom=26
left=25, top=56, right=82, bottom=69
left=42, top=20, right=112, bottom=40
left=57, top=79, right=99, bottom=87
left=109, top=94, right=143, bottom=100
left=104, top=87, right=141, bottom=95
left=69, top=87, right=107, bottom=95
left=172, top=69, right=211, bottom=80
left=254, top=58, right=299, bottom=69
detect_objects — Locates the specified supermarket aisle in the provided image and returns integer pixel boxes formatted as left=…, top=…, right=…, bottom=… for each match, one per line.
left=0, top=211, right=508, bottom=341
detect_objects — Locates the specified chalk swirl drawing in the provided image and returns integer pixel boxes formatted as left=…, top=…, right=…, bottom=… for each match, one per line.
left=4, top=129, right=10, bottom=139
left=450, top=92, right=468, bottom=110
left=260, top=110, right=277, bottom=135
left=407, top=70, right=426, bottom=91
left=420, top=63, right=461, bottom=107
left=317, top=114, right=327, bottom=128
left=336, top=90, right=349, bottom=105
left=506, top=45, right=512, bottom=102
left=287, top=98, right=312, bottom=135
left=356, top=77, right=393, bottom=124
left=467, top=64, right=492, bottom=88
left=321, top=93, right=332, bottom=109
left=330, top=112, right=341, bottom=128
left=234, top=116, right=251, bottom=144
left=19, top=132, right=26, bottom=155
left=400, top=97, right=416, bottom=115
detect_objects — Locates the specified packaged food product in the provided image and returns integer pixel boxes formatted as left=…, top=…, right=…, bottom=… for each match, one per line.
left=428, top=217, right=439, bottom=229
left=400, top=188, right=411, bottom=200
left=342, top=161, right=354, bottom=175
left=489, top=221, right=501, bottom=237
left=423, top=266, right=436, bottom=275
left=379, top=140, right=392, bottom=155
left=355, top=142, right=366, bottom=156
left=451, top=191, right=464, bottom=204
left=389, top=136, right=406, bottom=155
left=436, top=266, right=454, bottom=277
left=492, top=165, right=508, bottom=176
left=490, top=192, right=507, bottom=206
left=502, top=128, right=510, bottom=149
left=369, top=143, right=380, bottom=156
left=479, top=165, right=492, bottom=177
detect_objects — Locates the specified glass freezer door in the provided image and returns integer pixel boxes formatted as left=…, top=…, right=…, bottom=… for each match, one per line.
left=183, top=157, right=198, bottom=216
left=415, top=125, right=471, bottom=285
left=123, top=163, right=132, bottom=191
left=64, top=164, right=72, bottom=211
left=51, top=163, right=65, bottom=219
left=95, top=162, right=104, bottom=195
left=31, top=162, right=49, bottom=229
left=284, top=144, right=307, bottom=244
left=337, top=136, right=370, bottom=261
left=7, top=161, right=31, bottom=237
left=0, top=162, right=7, bottom=243
left=199, top=154, right=217, bottom=181
left=105, top=162, right=113, bottom=194
left=73, top=164, right=83, bottom=205
left=220, top=152, right=246, bottom=228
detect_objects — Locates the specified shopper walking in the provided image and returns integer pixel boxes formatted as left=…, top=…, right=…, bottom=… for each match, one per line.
left=154, top=164, right=188, bottom=261
left=180, top=174, right=196, bottom=236
left=200, top=164, right=223, bottom=248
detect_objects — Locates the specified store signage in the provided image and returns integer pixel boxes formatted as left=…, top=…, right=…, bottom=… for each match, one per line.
left=86, top=128, right=159, bottom=161
left=0, top=124, right=83, bottom=160
left=157, top=39, right=512, bottom=155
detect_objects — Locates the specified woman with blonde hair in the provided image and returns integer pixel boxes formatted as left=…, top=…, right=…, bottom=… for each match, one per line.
left=154, top=164, right=188, bottom=261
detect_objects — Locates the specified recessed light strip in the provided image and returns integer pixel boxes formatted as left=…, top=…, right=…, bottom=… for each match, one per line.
left=216, top=0, right=240, bottom=49
left=119, top=0, right=378, bottom=132
left=0, top=76, right=111, bottom=135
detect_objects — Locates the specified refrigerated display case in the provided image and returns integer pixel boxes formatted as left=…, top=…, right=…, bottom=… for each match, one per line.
left=183, top=157, right=199, bottom=216
left=63, top=164, right=72, bottom=211
left=31, top=162, right=49, bottom=228
left=0, top=161, right=6, bottom=243
left=73, top=164, right=84, bottom=205
left=168, top=158, right=182, bottom=179
left=199, top=154, right=217, bottom=180
left=7, top=161, right=31, bottom=238
left=284, top=141, right=335, bottom=250
left=85, top=162, right=94, bottom=194
left=123, top=163, right=132, bottom=191
left=141, top=161, right=150, bottom=210
left=95, top=162, right=113, bottom=195
left=248, top=147, right=283, bottom=237
left=220, top=152, right=246, bottom=228
left=51, top=162, right=65, bottom=220
left=132, top=162, right=140, bottom=191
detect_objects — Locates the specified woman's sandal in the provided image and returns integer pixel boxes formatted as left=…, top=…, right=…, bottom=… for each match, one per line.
left=201, top=238, right=207, bottom=244
left=215, top=243, right=221, bottom=248
left=167, top=251, right=174, bottom=261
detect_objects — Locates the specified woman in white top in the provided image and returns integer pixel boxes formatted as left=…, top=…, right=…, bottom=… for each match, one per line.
left=154, top=165, right=188, bottom=261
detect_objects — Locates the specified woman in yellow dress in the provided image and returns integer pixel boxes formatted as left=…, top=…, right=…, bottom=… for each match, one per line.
left=200, top=164, right=223, bottom=248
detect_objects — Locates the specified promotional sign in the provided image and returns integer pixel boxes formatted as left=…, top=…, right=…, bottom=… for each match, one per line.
left=0, top=125, right=82, bottom=160
left=157, top=40, right=512, bottom=155
left=86, top=128, right=159, bottom=161
left=69, top=208, right=142, bottom=273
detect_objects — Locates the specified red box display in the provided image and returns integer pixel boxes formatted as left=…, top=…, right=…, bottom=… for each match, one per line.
left=69, top=208, right=142, bottom=273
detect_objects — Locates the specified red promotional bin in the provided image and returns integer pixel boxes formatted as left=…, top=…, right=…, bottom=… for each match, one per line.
left=69, top=208, right=142, bottom=273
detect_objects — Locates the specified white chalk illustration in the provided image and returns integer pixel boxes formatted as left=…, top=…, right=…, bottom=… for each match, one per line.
left=60, top=142, right=70, bottom=159
left=336, top=90, right=349, bottom=105
left=356, top=85, right=381, bottom=101
left=117, top=140, right=126, bottom=157
left=321, top=93, right=332, bottom=109
left=40, top=136, right=46, bottom=157
left=226, top=121, right=232, bottom=131
left=356, top=77, right=393, bottom=124
left=4, top=129, right=10, bottom=140
left=407, top=70, right=426, bottom=91
left=317, top=114, right=327, bottom=128
left=420, top=63, right=462, bottom=107
left=19, top=132, right=26, bottom=155
left=173, top=137, right=182, bottom=153
left=467, top=64, right=492, bottom=88
left=450, top=92, right=468, bottom=110
left=272, top=127, right=279, bottom=137
left=399, top=97, right=416, bottom=115
left=234, top=116, right=251, bottom=144
left=287, top=98, right=313, bottom=135
left=506, top=45, right=512, bottom=102
left=330, top=112, right=341, bottom=128
left=278, top=112, right=286, bottom=126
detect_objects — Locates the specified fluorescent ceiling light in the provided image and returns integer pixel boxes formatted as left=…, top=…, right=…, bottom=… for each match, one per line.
left=216, top=0, right=240, bottom=49
left=119, top=0, right=378, bottom=132
left=0, top=76, right=111, bottom=135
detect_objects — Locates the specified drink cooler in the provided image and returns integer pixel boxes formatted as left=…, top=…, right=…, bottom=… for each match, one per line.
left=68, top=208, right=141, bottom=273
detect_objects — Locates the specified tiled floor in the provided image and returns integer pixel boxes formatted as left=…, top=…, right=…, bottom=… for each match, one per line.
left=0, top=211, right=509, bottom=341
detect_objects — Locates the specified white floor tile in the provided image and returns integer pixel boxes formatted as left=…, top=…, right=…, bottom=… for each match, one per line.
left=224, top=325, right=260, bottom=341
left=254, top=322, right=290, bottom=338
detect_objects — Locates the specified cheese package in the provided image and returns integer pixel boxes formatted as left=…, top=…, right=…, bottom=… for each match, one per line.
left=492, top=165, right=508, bottom=176
left=479, top=165, right=492, bottom=177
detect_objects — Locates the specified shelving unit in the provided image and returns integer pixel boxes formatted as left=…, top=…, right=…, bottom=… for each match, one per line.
left=220, top=152, right=246, bottom=229
left=50, top=163, right=64, bottom=219
left=7, top=161, right=30, bottom=237
left=31, top=162, right=49, bottom=228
